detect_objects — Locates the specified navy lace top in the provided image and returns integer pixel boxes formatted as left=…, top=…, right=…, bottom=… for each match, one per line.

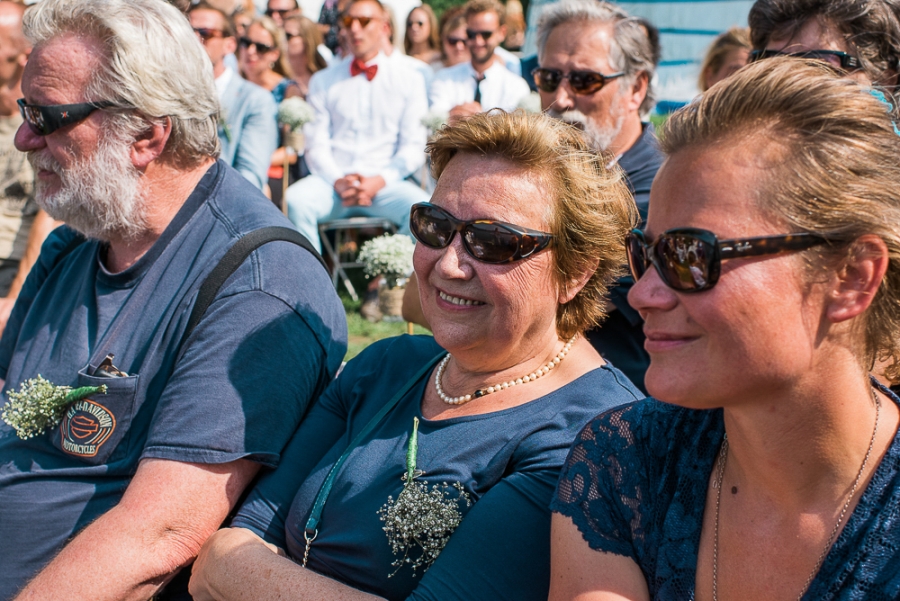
left=551, top=387, right=900, bottom=600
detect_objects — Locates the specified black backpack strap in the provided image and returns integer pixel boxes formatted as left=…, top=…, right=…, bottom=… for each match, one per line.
left=183, top=226, right=326, bottom=343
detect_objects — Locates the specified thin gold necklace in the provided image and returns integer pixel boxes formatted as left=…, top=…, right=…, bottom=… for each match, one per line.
left=711, top=389, right=881, bottom=601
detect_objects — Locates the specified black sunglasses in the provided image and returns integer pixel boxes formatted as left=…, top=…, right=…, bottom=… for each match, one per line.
left=410, top=202, right=554, bottom=264
left=17, top=98, right=117, bottom=136
left=446, top=36, right=467, bottom=47
left=626, top=227, right=832, bottom=292
left=465, top=29, right=495, bottom=41
left=750, top=49, right=861, bottom=71
left=265, top=8, right=292, bottom=16
left=532, top=67, right=625, bottom=95
left=238, top=37, right=276, bottom=54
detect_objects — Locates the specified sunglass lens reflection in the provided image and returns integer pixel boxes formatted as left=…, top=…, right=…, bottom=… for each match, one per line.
left=657, top=234, right=713, bottom=291
left=463, top=224, right=520, bottom=262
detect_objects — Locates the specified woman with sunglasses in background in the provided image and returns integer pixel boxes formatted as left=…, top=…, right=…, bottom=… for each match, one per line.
left=189, top=111, right=641, bottom=601
left=283, top=15, right=328, bottom=99
left=404, top=5, right=440, bottom=66
left=550, top=59, right=900, bottom=601
left=239, top=16, right=301, bottom=103
left=433, top=7, right=470, bottom=70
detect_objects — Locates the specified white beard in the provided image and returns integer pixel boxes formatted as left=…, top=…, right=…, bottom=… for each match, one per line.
left=28, top=128, right=147, bottom=242
left=548, top=107, right=625, bottom=153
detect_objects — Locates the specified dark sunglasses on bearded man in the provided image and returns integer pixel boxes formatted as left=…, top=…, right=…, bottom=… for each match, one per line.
left=531, top=67, right=625, bottom=95
left=17, top=98, right=118, bottom=136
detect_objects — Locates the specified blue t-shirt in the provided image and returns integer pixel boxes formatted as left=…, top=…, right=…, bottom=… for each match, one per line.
left=0, top=161, right=348, bottom=599
left=552, top=386, right=900, bottom=600
left=233, top=334, right=642, bottom=601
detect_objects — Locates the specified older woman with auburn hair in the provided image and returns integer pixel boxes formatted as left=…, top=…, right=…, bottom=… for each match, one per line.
left=188, top=111, right=640, bottom=601
left=550, top=58, right=900, bottom=601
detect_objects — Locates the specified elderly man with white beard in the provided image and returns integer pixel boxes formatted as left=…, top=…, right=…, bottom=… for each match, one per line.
left=535, top=0, right=662, bottom=393
left=0, top=0, right=347, bottom=599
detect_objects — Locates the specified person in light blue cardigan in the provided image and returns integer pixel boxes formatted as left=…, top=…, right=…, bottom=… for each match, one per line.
left=190, top=2, right=278, bottom=190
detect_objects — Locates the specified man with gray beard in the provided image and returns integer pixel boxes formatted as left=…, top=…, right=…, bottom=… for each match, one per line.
left=0, top=0, right=347, bottom=599
left=534, top=0, right=662, bottom=223
left=535, top=0, right=663, bottom=393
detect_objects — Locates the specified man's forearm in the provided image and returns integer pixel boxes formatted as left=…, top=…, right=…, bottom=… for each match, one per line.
left=14, top=503, right=193, bottom=601
left=14, top=458, right=259, bottom=601
left=6, top=210, right=60, bottom=301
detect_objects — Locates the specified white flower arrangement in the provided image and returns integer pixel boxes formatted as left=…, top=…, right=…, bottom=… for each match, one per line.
left=1, top=376, right=107, bottom=439
left=277, top=97, right=315, bottom=132
left=516, top=91, right=542, bottom=114
left=358, top=234, right=414, bottom=288
left=421, top=110, right=449, bottom=132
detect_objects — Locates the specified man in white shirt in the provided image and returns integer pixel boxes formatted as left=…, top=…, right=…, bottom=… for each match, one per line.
left=286, top=0, right=429, bottom=250
left=189, top=2, right=277, bottom=190
left=428, top=0, right=529, bottom=123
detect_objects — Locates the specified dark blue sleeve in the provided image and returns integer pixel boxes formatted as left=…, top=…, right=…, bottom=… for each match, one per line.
left=141, top=289, right=333, bottom=467
left=408, top=469, right=560, bottom=601
left=550, top=402, right=646, bottom=560
left=0, top=226, right=81, bottom=379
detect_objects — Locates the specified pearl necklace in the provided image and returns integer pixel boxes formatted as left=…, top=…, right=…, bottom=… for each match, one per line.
left=434, top=335, right=577, bottom=405
left=711, top=388, right=881, bottom=601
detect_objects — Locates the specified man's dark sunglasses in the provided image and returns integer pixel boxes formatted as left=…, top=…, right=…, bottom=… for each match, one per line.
left=625, top=227, right=832, bottom=292
left=238, top=37, right=276, bottom=54
left=17, top=98, right=117, bottom=136
left=750, top=49, right=861, bottom=71
left=532, top=67, right=625, bottom=95
left=265, top=8, right=291, bottom=16
left=410, top=202, right=554, bottom=264
left=193, top=27, right=226, bottom=41
left=340, top=14, right=377, bottom=28
left=465, top=29, right=495, bottom=41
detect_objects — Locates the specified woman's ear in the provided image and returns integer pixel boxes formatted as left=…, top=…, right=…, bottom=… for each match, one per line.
left=559, top=258, right=599, bottom=305
left=826, top=234, right=889, bottom=323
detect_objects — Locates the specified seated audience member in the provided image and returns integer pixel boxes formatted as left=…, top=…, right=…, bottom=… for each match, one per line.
left=550, top=59, right=900, bottom=601
left=285, top=0, right=429, bottom=250
left=0, top=0, right=347, bottom=598
left=239, top=16, right=302, bottom=102
left=189, top=110, right=641, bottom=601
left=404, top=4, right=440, bottom=65
left=535, top=0, right=661, bottom=392
left=0, top=0, right=59, bottom=335
left=429, top=0, right=530, bottom=122
left=190, top=2, right=278, bottom=189
left=284, top=14, right=328, bottom=98
left=266, top=0, right=301, bottom=26
left=699, top=27, right=750, bottom=92
left=433, top=6, right=470, bottom=70
left=749, top=0, right=900, bottom=92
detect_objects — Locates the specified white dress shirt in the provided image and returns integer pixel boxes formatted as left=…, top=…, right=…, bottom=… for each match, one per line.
left=428, top=59, right=530, bottom=114
left=304, top=51, right=429, bottom=186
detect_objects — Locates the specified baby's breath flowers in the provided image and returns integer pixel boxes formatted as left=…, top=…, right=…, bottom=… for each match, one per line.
left=378, top=417, right=472, bottom=577
left=277, top=97, right=315, bottom=132
left=1, top=376, right=107, bottom=439
left=358, top=234, right=415, bottom=288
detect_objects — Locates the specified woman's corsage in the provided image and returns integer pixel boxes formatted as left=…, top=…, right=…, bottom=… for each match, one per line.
left=378, top=417, right=471, bottom=577
left=1, top=376, right=107, bottom=439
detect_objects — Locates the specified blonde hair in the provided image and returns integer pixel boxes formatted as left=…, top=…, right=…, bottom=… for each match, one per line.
left=246, top=16, right=293, bottom=78
left=662, top=58, right=900, bottom=379
left=698, top=27, right=750, bottom=91
left=284, top=15, right=327, bottom=73
left=428, top=111, right=638, bottom=338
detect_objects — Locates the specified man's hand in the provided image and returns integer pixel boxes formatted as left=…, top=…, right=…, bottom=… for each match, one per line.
left=448, top=102, right=483, bottom=124
left=355, top=175, right=385, bottom=206
left=334, top=174, right=384, bottom=207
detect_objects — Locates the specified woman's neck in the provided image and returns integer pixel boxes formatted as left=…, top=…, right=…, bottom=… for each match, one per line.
left=409, top=40, right=431, bottom=57
left=721, top=365, right=899, bottom=509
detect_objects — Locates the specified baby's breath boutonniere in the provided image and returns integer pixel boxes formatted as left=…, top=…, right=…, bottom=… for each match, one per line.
left=378, top=417, right=471, bottom=577
left=1, top=376, right=107, bottom=439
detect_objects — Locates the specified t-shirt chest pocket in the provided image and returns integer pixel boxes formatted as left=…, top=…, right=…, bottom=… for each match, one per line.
left=50, top=366, right=139, bottom=465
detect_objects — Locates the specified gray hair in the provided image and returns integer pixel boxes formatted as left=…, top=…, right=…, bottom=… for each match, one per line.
left=24, top=0, right=220, bottom=167
left=536, top=0, right=657, bottom=115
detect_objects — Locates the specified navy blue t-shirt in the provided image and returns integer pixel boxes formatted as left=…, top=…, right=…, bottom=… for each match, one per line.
left=233, top=335, right=642, bottom=601
left=0, top=161, right=347, bottom=599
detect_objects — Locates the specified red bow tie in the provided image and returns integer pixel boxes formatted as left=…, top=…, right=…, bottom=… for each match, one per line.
left=350, top=58, right=378, bottom=81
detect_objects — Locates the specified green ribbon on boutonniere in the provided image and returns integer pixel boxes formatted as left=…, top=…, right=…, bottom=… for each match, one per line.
left=218, top=111, right=232, bottom=144
left=1, top=375, right=108, bottom=439
left=378, top=417, right=471, bottom=577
